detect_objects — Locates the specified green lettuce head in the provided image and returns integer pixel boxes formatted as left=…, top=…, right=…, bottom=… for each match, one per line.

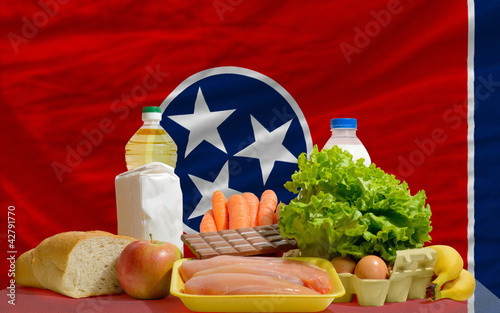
left=278, top=145, right=432, bottom=263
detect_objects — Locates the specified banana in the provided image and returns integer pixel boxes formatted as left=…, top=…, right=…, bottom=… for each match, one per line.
left=429, top=245, right=464, bottom=288
left=438, top=269, right=476, bottom=301
left=426, top=245, right=464, bottom=300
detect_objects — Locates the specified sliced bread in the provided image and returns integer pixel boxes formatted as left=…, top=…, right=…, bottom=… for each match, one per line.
left=16, top=230, right=135, bottom=298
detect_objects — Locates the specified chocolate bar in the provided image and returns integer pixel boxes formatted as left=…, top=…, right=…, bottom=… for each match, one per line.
left=181, top=224, right=298, bottom=259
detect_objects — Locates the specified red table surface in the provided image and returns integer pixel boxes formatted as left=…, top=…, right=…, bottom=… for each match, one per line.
left=2, top=285, right=467, bottom=313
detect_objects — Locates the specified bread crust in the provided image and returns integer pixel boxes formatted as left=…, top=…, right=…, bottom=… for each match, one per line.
left=16, top=230, right=135, bottom=298
left=15, top=248, right=46, bottom=289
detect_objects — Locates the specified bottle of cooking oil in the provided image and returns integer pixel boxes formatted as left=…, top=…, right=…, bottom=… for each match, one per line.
left=125, top=106, right=177, bottom=171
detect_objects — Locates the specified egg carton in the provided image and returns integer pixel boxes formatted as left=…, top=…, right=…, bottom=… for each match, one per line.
left=333, top=247, right=437, bottom=306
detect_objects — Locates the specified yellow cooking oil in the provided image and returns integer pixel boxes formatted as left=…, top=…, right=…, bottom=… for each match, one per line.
left=125, top=107, right=177, bottom=171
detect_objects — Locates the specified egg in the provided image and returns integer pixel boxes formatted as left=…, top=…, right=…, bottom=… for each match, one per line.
left=331, top=256, right=356, bottom=274
left=354, top=255, right=389, bottom=279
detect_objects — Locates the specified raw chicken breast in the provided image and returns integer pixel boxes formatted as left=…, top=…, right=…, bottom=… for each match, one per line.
left=180, top=255, right=285, bottom=281
left=184, top=273, right=321, bottom=295
left=180, top=255, right=332, bottom=294
left=192, top=264, right=305, bottom=286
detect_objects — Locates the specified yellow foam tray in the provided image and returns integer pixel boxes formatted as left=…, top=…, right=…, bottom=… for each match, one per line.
left=170, top=257, right=345, bottom=312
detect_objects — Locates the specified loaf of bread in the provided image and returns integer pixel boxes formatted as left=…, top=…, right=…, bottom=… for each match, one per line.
left=15, top=230, right=135, bottom=298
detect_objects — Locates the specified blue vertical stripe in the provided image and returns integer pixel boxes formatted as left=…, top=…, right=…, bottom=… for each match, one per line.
left=474, top=0, right=500, bottom=301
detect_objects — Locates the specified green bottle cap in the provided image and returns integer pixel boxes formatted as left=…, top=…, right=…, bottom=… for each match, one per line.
left=142, top=106, right=161, bottom=113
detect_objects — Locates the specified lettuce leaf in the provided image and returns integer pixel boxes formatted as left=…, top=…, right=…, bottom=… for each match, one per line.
left=278, top=145, right=432, bottom=263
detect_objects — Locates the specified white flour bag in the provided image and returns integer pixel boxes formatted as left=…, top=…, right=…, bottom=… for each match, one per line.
left=115, top=162, right=183, bottom=253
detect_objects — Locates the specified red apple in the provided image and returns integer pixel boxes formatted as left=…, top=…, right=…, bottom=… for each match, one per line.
left=117, top=236, right=182, bottom=299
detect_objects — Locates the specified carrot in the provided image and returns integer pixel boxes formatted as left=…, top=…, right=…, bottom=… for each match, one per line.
left=227, top=194, right=250, bottom=230
left=212, top=190, right=229, bottom=231
left=242, top=192, right=260, bottom=227
left=200, top=209, right=217, bottom=233
left=273, top=203, right=282, bottom=224
left=258, top=190, right=278, bottom=226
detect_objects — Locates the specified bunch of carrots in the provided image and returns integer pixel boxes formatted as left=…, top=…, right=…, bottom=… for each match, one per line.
left=200, top=189, right=282, bottom=233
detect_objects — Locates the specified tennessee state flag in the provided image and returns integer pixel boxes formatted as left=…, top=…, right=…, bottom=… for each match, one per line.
left=0, top=1, right=499, bottom=311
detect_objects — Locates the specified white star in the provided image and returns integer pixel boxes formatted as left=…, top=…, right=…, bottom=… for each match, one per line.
left=235, top=115, right=297, bottom=185
left=168, top=87, right=235, bottom=157
left=187, top=161, right=240, bottom=219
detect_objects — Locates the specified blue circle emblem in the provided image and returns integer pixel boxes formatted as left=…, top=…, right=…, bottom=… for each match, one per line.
left=160, top=67, right=312, bottom=233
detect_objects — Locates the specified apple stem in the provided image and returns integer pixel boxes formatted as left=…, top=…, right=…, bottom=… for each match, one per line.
left=149, top=233, right=153, bottom=244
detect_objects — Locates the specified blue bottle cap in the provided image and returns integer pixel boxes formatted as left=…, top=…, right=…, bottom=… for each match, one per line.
left=331, top=118, right=357, bottom=129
